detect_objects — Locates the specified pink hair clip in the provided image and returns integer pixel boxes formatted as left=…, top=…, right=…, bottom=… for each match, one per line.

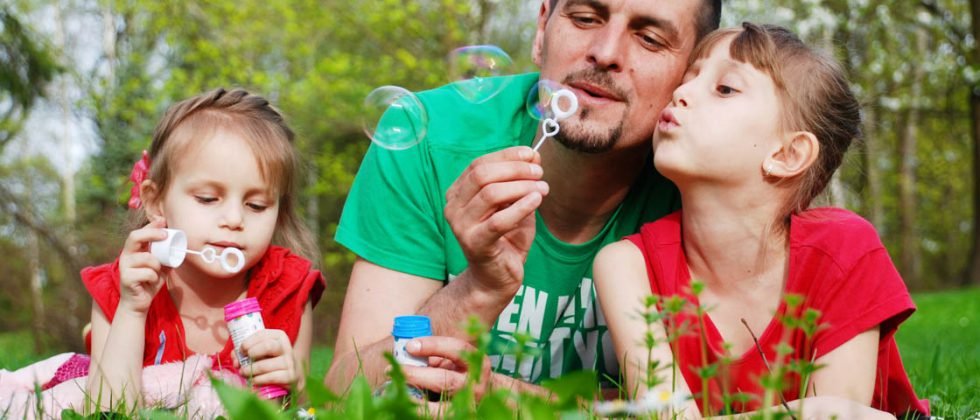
left=128, top=150, right=151, bottom=209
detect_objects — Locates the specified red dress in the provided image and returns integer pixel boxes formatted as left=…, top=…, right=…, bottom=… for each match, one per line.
left=82, top=246, right=325, bottom=370
left=626, top=209, right=929, bottom=417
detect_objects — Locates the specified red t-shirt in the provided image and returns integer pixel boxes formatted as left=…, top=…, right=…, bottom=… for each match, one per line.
left=626, top=208, right=928, bottom=417
left=82, top=245, right=325, bottom=370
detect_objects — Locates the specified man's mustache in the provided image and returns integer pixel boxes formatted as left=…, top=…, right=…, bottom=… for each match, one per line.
left=561, top=68, right=629, bottom=103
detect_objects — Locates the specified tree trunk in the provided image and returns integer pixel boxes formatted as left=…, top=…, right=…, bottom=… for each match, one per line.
left=54, top=0, right=81, bottom=336
left=963, top=0, right=980, bottom=286
left=863, top=105, right=886, bottom=233
left=897, top=29, right=926, bottom=288
left=27, top=182, right=46, bottom=354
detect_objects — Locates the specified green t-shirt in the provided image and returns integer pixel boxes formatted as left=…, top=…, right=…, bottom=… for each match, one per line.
left=336, top=73, right=680, bottom=385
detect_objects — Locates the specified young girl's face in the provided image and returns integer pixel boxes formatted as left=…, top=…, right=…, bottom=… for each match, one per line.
left=154, top=128, right=279, bottom=278
left=652, top=34, right=784, bottom=186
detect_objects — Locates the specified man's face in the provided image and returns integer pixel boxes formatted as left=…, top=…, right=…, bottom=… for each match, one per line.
left=532, top=0, right=701, bottom=153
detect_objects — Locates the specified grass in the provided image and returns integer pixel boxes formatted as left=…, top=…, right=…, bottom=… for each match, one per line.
left=895, top=286, right=979, bottom=419
left=1, top=288, right=977, bottom=417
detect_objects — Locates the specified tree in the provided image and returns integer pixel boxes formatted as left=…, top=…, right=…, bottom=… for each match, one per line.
left=0, top=5, right=60, bottom=146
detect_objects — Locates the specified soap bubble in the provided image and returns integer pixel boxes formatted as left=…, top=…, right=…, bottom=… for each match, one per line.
left=449, top=45, right=514, bottom=104
left=525, top=79, right=572, bottom=120
left=362, top=86, right=428, bottom=150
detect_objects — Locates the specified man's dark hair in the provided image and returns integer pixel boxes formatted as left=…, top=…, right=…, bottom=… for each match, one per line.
left=696, top=0, right=722, bottom=41
left=547, top=0, right=722, bottom=42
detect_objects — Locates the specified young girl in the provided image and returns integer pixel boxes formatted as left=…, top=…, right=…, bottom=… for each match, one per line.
left=83, top=88, right=325, bottom=410
left=594, top=23, right=928, bottom=418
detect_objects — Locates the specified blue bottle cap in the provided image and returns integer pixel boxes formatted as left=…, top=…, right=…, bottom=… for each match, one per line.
left=392, top=315, right=432, bottom=339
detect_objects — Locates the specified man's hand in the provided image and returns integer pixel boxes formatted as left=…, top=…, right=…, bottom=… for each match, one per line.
left=400, top=336, right=493, bottom=400
left=444, top=146, right=548, bottom=299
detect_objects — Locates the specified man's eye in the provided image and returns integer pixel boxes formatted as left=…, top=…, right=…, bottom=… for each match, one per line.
left=638, top=34, right=665, bottom=50
left=570, top=14, right=601, bottom=27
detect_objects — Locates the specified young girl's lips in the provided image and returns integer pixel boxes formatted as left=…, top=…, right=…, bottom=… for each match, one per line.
left=210, top=241, right=243, bottom=249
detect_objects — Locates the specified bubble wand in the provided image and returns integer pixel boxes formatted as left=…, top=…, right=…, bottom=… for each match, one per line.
left=151, top=228, right=246, bottom=273
left=532, top=89, right=578, bottom=152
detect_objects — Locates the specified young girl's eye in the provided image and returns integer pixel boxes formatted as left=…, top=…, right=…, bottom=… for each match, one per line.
left=247, top=202, right=268, bottom=212
left=195, top=196, right=217, bottom=204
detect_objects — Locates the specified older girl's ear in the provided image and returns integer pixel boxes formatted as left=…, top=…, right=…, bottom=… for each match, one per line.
left=763, top=131, right=819, bottom=179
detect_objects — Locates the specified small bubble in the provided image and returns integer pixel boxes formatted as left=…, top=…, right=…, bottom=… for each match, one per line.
left=361, top=86, right=428, bottom=150
left=525, top=79, right=566, bottom=120
left=959, top=316, right=970, bottom=327
left=448, top=45, right=514, bottom=103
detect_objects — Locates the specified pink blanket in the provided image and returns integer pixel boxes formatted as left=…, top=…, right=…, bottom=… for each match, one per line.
left=1, top=353, right=243, bottom=419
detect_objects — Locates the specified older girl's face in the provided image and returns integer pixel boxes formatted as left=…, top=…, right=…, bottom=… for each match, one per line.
left=651, top=34, right=784, bottom=187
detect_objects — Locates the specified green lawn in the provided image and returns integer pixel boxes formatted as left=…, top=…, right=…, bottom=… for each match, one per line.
left=894, top=287, right=979, bottom=419
left=2, top=288, right=977, bottom=417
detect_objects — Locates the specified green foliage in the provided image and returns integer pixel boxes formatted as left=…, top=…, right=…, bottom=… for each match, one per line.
left=212, top=377, right=283, bottom=419
left=0, top=4, right=60, bottom=144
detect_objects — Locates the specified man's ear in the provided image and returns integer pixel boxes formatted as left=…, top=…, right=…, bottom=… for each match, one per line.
left=140, top=180, right=165, bottom=222
left=531, top=1, right=551, bottom=68
left=764, top=131, right=820, bottom=178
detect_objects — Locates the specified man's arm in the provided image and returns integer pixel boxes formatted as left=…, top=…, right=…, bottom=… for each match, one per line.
left=327, top=254, right=557, bottom=390
left=326, top=259, right=441, bottom=391
left=327, top=146, right=548, bottom=392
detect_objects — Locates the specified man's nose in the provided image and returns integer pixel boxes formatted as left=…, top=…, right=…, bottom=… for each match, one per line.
left=586, top=23, right=625, bottom=72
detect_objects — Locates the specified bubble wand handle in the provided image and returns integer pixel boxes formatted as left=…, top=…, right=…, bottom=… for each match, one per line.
left=532, top=118, right=559, bottom=152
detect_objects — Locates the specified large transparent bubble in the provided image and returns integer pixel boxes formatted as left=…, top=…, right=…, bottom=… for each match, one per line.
left=361, top=86, right=428, bottom=150
left=448, top=45, right=514, bottom=104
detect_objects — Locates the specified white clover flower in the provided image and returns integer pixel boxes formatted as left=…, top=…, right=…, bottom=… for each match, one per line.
left=296, top=407, right=316, bottom=419
left=593, top=389, right=691, bottom=417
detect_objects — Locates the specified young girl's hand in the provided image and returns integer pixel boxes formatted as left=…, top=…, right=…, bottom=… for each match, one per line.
left=237, top=329, right=299, bottom=388
left=117, top=219, right=169, bottom=315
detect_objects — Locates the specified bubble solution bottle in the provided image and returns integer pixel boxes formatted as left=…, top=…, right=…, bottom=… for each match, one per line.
left=224, top=297, right=289, bottom=399
left=391, top=315, right=432, bottom=399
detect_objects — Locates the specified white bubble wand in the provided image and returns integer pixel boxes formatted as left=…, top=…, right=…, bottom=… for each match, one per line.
left=532, top=89, right=579, bottom=152
left=151, top=228, right=246, bottom=273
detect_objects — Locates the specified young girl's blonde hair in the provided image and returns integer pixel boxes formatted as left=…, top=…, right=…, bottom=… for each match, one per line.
left=135, top=88, right=319, bottom=263
left=690, top=22, right=862, bottom=224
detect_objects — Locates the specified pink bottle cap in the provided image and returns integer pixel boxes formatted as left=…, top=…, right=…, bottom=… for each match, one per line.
left=257, top=385, right=288, bottom=399
left=224, top=297, right=261, bottom=322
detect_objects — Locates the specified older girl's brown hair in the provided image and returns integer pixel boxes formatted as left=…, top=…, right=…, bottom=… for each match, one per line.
left=690, top=22, right=862, bottom=222
left=137, top=88, right=319, bottom=263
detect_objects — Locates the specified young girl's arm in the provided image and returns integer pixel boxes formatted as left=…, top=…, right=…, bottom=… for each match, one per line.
left=594, top=241, right=700, bottom=413
left=87, top=301, right=146, bottom=411
left=87, top=221, right=168, bottom=410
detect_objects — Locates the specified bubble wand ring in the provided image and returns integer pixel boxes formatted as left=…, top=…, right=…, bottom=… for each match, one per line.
left=532, top=89, right=578, bottom=152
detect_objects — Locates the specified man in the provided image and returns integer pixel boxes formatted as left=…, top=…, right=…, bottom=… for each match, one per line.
left=327, top=0, right=722, bottom=396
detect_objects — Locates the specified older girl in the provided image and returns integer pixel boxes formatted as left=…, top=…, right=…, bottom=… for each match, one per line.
left=595, top=23, right=927, bottom=418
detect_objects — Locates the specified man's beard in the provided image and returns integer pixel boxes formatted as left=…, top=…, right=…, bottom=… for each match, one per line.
left=553, top=107, right=625, bottom=153
left=552, top=68, right=629, bottom=153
